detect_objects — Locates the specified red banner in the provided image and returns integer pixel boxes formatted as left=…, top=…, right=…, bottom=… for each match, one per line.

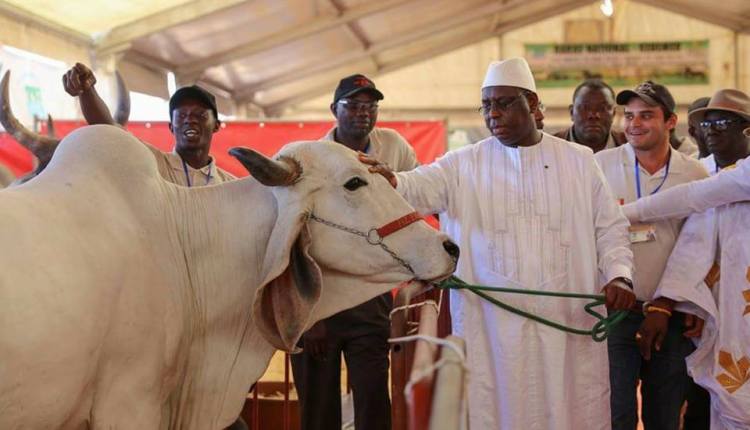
left=0, top=120, right=446, bottom=178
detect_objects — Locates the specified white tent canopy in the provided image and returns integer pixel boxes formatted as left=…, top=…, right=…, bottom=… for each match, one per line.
left=0, top=0, right=749, bottom=123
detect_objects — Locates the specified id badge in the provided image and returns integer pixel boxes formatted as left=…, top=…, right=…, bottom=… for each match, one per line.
left=629, top=224, right=656, bottom=243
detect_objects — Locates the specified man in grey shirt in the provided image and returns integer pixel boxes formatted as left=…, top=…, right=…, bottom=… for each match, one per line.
left=291, top=74, right=417, bottom=430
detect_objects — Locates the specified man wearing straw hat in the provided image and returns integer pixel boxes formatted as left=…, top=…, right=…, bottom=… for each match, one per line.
left=364, top=57, right=635, bottom=429
left=634, top=89, right=750, bottom=429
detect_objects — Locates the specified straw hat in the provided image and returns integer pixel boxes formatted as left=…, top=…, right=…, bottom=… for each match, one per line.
left=688, top=89, right=750, bottom=123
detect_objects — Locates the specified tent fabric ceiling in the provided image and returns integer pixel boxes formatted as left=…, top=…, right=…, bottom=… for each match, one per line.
left=1, top=0, right=195, bottom=35
left=2, top=0, right=750, bottom=116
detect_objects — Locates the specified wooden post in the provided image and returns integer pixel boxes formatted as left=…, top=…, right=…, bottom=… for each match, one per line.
left=429, top=336, right=466, bottom=430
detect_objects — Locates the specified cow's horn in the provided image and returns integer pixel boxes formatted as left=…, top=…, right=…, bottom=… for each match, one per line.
left=229, top=147, right=301, bottom=186
left=0, top=70, right=59, bottom=171
left=113, top=70, right=130, bottom=126
left=46, top=113, right=55, bottom=138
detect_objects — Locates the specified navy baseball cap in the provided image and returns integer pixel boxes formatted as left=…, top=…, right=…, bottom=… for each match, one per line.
left=169, top=85, right=219, bottom=121
left=616, top=80, right=676, bottom=115
left=333, top=74, right=384, bottom=104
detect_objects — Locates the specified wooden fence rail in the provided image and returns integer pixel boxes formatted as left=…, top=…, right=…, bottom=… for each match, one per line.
left=390, top=283, right=463, bottom=430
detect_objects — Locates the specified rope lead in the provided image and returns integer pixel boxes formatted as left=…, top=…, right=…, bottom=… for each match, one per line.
left=436, top=276, right=627, bottom=342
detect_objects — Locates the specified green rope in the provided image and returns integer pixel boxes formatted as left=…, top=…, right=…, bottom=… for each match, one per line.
left=436, top=276, right=627, bottom=342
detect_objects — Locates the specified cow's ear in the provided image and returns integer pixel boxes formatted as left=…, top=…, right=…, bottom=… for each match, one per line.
left=253, top=220, right=322, bottom=352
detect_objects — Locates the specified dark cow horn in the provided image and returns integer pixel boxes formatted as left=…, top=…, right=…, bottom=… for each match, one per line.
left=229, top=147, right=301, bottom=186
left=113, top=70, right=130, bottom=126
left=46, top=113, right=55, bottom=138
left=0, top=70, right=59, bottom=172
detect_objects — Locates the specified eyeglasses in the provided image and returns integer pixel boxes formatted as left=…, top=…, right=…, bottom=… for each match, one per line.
left=699, top=118, right=740, bottom=131
left=478, top=94, right=526, bottom=115
left=338, top=99, right=378, bottom=112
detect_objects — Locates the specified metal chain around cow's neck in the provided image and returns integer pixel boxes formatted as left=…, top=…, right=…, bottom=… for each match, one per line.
left=307, top=213, right=416, bottom=275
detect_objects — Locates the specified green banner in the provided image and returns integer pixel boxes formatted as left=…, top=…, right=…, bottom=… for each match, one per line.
left=24, top=84, right=46, bottom=118
left=525, top=40, right=709, bottom=88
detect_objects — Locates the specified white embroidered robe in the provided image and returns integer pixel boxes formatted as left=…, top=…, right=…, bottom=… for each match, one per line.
left=396, top=133, right=633, bottom=429
left=656, top=205, right=750, bottom=430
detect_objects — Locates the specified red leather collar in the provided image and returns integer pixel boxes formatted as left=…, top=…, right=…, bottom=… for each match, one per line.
left=376, top=211, right=423, bottom=238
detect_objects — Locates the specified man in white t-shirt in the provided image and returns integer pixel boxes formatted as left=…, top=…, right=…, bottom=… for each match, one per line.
left=595, top=81, right=708, bottom=430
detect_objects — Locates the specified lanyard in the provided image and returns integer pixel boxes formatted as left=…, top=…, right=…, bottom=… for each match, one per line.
left=634, top=152, right=670, bottom=199
left=181, top=159, right=212, bottom=187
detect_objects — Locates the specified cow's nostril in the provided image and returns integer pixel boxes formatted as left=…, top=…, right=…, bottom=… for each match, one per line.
left=443, top=240, right=460, bottom=259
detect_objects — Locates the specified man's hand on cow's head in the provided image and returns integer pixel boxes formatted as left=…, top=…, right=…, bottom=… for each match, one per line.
left=63, top=63, right=96, bottom=97
left=359, top=152, right=397, bottom=188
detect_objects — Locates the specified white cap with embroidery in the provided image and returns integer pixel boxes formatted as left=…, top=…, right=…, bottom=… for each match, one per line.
left=481, top=57, right=537, bottom=93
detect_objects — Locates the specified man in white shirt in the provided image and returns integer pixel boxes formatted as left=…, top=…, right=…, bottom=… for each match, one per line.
left=595, top=81, right=708, bottom=430
left=365, top=57, right=636, bottom=429
left=697, top=90, right=750, bottom=176
left=636, top=89, right=750, bottom=429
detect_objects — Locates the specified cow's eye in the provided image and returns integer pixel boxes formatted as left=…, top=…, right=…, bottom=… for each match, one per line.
left=344, top=177, right=368, bottom=191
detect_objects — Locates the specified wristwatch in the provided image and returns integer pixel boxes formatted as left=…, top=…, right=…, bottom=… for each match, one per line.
left=611, top=277, right=634, bottom=290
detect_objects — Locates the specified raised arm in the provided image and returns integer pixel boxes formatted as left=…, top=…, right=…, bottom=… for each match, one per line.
left=63, top=63, right=116, bottom=126
left=623, top=158, right=750, bottom=222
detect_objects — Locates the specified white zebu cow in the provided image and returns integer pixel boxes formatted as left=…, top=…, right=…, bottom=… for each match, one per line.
left=0, top=125, right=457, bottom=430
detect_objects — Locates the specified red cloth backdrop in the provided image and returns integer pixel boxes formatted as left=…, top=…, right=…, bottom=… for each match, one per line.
left=0, top=120, right=446, bottom=178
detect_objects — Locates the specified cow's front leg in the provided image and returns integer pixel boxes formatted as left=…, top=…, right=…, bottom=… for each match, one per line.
left=88, top=351, right=170, bottom=430
left=90, top=392, right=163, bottom=430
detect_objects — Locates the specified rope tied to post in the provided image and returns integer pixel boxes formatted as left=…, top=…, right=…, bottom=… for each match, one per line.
left=388, top=334, right=469, bottom=397
left=436, top=276, right=627, bottom=342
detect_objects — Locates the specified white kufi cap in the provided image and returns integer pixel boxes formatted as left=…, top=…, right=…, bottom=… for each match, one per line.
left=481, top=57, right=536, bottom=93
